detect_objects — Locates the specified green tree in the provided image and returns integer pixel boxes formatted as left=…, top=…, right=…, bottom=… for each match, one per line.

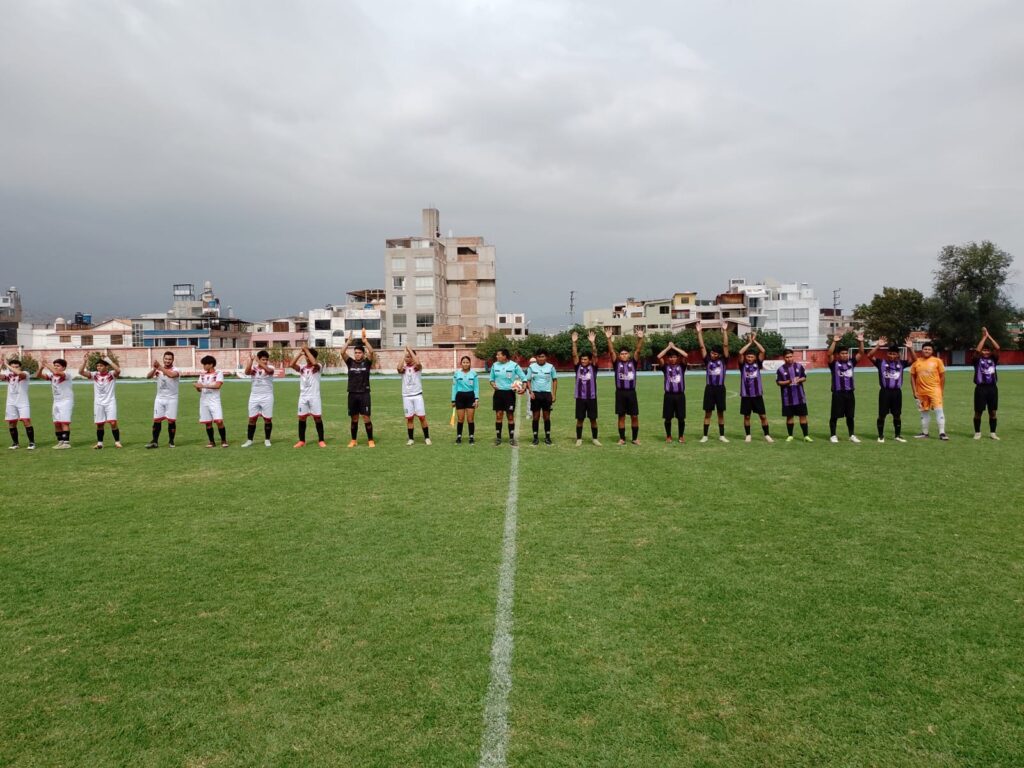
left=748, top=329, right=787, bottom=358
left=853, top=287, right=926, bottom=346
left=84, top=350, right=120, bottom=371
left=926, top=241, right=1016, bottom=348
left=473, top=332, right=518, bottom=364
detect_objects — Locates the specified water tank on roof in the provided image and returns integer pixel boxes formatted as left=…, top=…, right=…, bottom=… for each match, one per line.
left=74, top=312, right=84, bottom=324
left=82, top=314, right=92, bottom=324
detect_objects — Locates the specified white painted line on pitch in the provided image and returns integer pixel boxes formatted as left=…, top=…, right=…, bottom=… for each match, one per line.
left=478, top=445, right=520, bottom=768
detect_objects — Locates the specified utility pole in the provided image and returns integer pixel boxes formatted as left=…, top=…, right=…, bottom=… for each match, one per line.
left=569, top=290, right=576, bottom=325
left=832, top=289, right=841, bottom=312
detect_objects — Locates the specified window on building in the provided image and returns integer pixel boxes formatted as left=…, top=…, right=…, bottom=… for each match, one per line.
left=314, top=339, right=326, bottom=347
left=344, top=318, right=381, bottom=331
left=81, top=335, right=93, bottom=346
left=272, top=321, right=289, bottom=333
left=416, top=294, right=434, bottom=309
left=392, top=276, right=406, bottom=290
left=391, top=256, right=405, bottom=271
left=415, top=256, right=433, bottom=272
left=415, top=276, right=433, bottom=291
left=659, top=306, right=669, bottom=314
left=132, top=323, right=143, bottom=346
left=189, top=338, right=200, bottom=346
left=392, top=333, right=407, bottom=347
left=416, top=313, right=434, bottom=328
left=394, top=295, right=404, bottom=309
left=392, top=313, right=407, bottom=327
left=314, top=319, right=331, bottom=330
left=59, top=335, right=71, bottom=343
left=111, top=335, right=124, bottom=346
left=416, top=332, right=432, bottom=346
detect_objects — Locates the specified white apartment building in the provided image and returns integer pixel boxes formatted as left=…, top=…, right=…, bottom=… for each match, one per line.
left=308, top=290, right=386, bottom=349
left=729, top=278, right=823, bottom=349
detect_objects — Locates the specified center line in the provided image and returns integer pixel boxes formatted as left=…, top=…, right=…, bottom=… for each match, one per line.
left=478, top=445, right=520, bottom=768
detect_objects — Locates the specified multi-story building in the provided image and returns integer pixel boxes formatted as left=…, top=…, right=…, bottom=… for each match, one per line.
left=495, top=312, right=528, bottom=339
left=132, top=281, right=251, bottom=349
left=251, top=315, right=310, bottom=348
left=583, top=297, right=675, bottom=336
left=728, top=278, right=823, bottom=349
left=1, top=287, right=22, bottom=346
left=18, top=316, right=133, bottom=350
left=308, top=289, right=386, bottom=349
left=818, top=307, right=856, bottom=341
left=384, top=209, right=497, bottom=347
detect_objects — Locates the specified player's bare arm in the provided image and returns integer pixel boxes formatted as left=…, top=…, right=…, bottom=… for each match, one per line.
left=633, top=328, right=645, bottom=362
left=588, top=331, right=598, bottom=361
left=696, top=322, right=707, bottom=358
left=107, top=351, right=121, bottom=377
left=244, top=353, right=256, bottom=376
left=855, top=332, right=866, bottom=362
left=571, top=331, right=580, bottom=365
left=720, top=322, right=729, bottom=358
left=827, top=333, right=840, bottom=362
left=288, top=349, right=305, bottom=372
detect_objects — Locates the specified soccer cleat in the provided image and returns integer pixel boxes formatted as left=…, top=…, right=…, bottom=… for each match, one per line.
left=346, top=440, right=356, bottom=448
left=894, top=436, right=907, bottom=443
left=990, top=433, right=1000, bottom=440
left=114, top=442, right=123, bottom=449
left=145, top=442, right=159, bottom=449
left=295, top=441, right=307, bottom=448
left=93, top=443, right=103, bottom=449
left=575, top=438, right=583, bottom=447
left=532, top=436, right=539, bottom=446
left=509, top=438, right=517, bottom=446
left=785, top=435, right=794, bottom=442
left=53, top=443, right=63, bottom=449
left=829, top=436, right=839, bottom=444
left=318, top=441, right=327, bottom=448
left=455, top=436, right=462, bottom=445
left=699, top=436, right=709, bottom=443
left=973, top=433, right=981, bottom=440
left=938, top=433, right=949, bottom=441
left=367, top=440, right=376, bottom=448
left=617, top=438, right=626, bottom=446
left=878, top=437, right=885, bottom=443
left=495, top=437, right=502, bottom=446
left=803, top=436, right=814, bottom=443
left=168, top=443, right=176, bottom=449
left=407, top=439, right=415, bottom=446
left=544, top=436, right=551, bottom=445
left=679, top=436, right=686, bottom=443
left=424, top=438, right=432, bottom=446
left=764, top=435, right=774, bottom=444
left=8, top=444, right=18, bottom=450
left=240, top=440, right=253, bottom=448
left=914, top=433, right=929, bottom=439
left=666, top=436, right=673, bottom=443
left=592, top=438, right=602, bottom=446
left=221, top=442, right=229, bottom=448
left=631, top=439, right=641, bottom=446
left=468, top=436, right=475, bottom=445
left=718, top=436, right=729, bottom=443
left=27, top=443, right=35, bottom=450
left=264, top=440, right=272, bottom=447
left=849, top=435, right=861, bottom=444
left=206, top=442, right=216, bottom=448
left=744, top=435, right=752, bottom=443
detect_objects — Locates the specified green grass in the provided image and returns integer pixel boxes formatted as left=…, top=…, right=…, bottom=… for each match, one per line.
left=2, top=370, right=1022, bottom=767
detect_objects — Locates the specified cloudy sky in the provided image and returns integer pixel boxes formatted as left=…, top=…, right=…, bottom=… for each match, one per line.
left=2, top=0, right=1022, bottom=330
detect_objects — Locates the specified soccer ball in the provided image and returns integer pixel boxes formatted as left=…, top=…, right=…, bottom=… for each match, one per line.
left=512, top=381, right=526, bottom=394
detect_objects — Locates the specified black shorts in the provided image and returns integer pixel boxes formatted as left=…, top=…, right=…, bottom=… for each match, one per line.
left=532, top=392, right=553, bottom=414
left=348, top=392, right=371, bottom=416
left=493, top=389, right=516, bottom=413
left=702, top=385, right=727, bottom=413
left=877, top=388, right=902, bottom=417
left=782, top=402, right=808, bottom=418
left=615, top=389, right=639, bottom=416
left=575, top=398, right=598, bottom=421
left=454, top=391, right=477, bottom=410
left=662, top=392, right=686, bottom=421
left=740, top=396, right=766, bottom=416
left=974, top=384, right=998, bottom=413
left=830, top=390, right=855, bottom=419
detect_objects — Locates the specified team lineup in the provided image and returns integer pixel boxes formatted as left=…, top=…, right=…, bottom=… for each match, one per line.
left=1, top=324, right=1005, bottom=451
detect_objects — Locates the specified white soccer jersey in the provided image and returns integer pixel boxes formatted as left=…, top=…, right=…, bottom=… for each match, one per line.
left=299, top=364, right=321, bottom=399
left=46, top=371, right=75, bottom=403
left=89, top=371, right=117, bottom=407
left=155, top=367, right=180, bottom=398
left=401, top=365, right=423, bottom=397
left=249, top=365, right=275, bottom=397
left=199, top=370, right=224, bottom=402
left=4, top=371, right=30, bottom=407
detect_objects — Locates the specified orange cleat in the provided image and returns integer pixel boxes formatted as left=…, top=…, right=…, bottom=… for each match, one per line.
left=367, top=440, right=376, bottom=448
left=347, top=440, right=358, bottom=448
left=293, top=440, right=305, bottom=448
left=318, top=441, right=327, bottom=448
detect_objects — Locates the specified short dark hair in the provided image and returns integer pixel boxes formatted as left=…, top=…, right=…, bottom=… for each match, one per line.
left=54, top=358, right=67, bottom=367
left=200, top=355, right=216, bottom=365
left=7, top=358, right=20, bottom=366
left=535, top=348, right=548, bottom=356
left=783, top=348, right=794, bottom=355
left=309, top=348, right=320, bottom=359
left=498, top=348, right=510, bottom=358
left=163, top=351, right=175, bottom=359
left=887, top=345, right=900, bottom=352
left=711, top=345, right=723, bottom=355
left=921, top=341, right=934, bottom=350
left=579, top=351, right=592, bottom=360
left=460, top=355, right=471, bottom=364
left=257, top=350, right=270, bottom=359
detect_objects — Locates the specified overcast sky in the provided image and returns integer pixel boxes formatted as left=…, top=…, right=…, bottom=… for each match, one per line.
left=2, top=0, right=1022, bottom=330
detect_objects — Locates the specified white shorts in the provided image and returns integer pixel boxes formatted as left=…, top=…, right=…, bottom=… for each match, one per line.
left=298, top=396, right=322, bottom=417
left=248, top=396, right=274, bottom=419
left=94, top=402, right=117, bottom=424
left=153, top=396, right=179, bottom=422
left=5, top=402, right=30, bottom=422
left=403, top=394, right=426, bottom=418
left=199, top=400, right=224, bottom=423
left=52, top=400, right=73, bottom=424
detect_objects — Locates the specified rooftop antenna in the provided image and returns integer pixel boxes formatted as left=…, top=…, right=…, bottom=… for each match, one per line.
left=569, top=290, right=576, bottom=324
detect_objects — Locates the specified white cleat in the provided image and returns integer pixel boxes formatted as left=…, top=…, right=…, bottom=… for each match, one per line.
left=27, top=443, right=36, bottom=450
left=240, top=440, right=253, bottom=448
left=894, top=436, right=907, bottom=443
left=973, top=433, right=981, bottom=440
left=990, top=433, right=1000, bottom=441
left=849, top=435, right=861, bottom=444
left=699, top=436, right=709, bottom=443
left=829, top=436, right=840, bottom=444
left=764, top=435, right=774, bottom=444
left=424, top=438, right=432, bottom=445
left=406, top=439, right=415, bottom=446
left=719, top=435, right=729, bottom=443
left=265, top=439, right=272, bottom=447
left=575, top=439, right=582, bottom=447
left=592, top=438, right=602, bottom=446
left=744, top=435, right=752, bottom=443
left=877, top=437, right=885, bottom=443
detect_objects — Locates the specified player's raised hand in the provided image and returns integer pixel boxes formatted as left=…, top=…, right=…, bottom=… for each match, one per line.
left=982, top=326, right=989, bottom=337
left=571, top=331, right=578, bottom=342
left=588, top=331, right=596, bottom=343
left=636, top=328, right=644, bottom=339
left=856, top=331, right=865, bottom=342
left=721, top=321, right=728, bottom=332
left=878, top=335, right=888, bottom=345
left=833, top=333, right=841, bottom=343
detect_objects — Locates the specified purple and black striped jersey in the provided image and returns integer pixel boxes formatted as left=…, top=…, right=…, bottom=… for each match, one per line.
left=873, top=358, right=908, bottom=390
left=662, top=363, right=685, bottom=393
left=613, top=360, right=637, bottom=391
left=575, top=363, right=598, bottom=399
left=973, top=356, right=998, bottom=386
left=777, top=363, right=807, bottom=406
left=704, top=354, right=726, bottom=387
left=829, top=359, right=856, bottom=392
left=740, top=360, right=763, bottom=398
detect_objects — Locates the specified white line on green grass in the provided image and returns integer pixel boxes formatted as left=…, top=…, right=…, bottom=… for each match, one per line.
left=478, top=445, right=520, bottom=768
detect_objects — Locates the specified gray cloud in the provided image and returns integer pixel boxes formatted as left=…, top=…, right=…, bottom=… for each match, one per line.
left=1, top=0, right=1021, bottom=329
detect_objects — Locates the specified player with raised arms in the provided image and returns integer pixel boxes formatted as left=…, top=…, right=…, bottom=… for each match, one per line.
left=656, top=340, right=687, bottom=443
left=526, top=348, right=558, bottom=445
left=608, top=328, right=644, bottom=445
left=776, top=349, right=812, bottom=442
left=145, top=351, right=180, bottom=449
left=291, top=344, right=327, bottom=448
left=910, top=341, right=947, bottom=440
left=399, top=346, right=430, bottom=445
left=3, top=357, right=34, bottom=450
left=341, top=330, right=374, bottom=448
left=37, top=357, right=74, bottom=448
left=737, top=332, right=773, bottom=443
left=195, top=354, right=228, bottom=448
left=242, top=350, right=275, bottom=448
left=827, top=332, right=866, bottom=443
left=972, top=326, right=1000, bottom=440
left=80, top=350, right=121, bottom=449
left=489, top=348, right=525, bottom=446
left=697, top=321, right=730, bottom=443
left=571, top=330, right=601, bottom=447
left=451, top=355, right=479, bottom=445
left=868, top=337, right=911, bottom=443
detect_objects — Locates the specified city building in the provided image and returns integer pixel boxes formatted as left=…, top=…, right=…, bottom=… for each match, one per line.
left=17, top=315, right=133, bottom=350
left=384, top=208, right=497, bottom=347
left=251, top=315, right=310, bottom=348
left=727, top=278, right=824, bottom=349
left=308, top=289, right=386, bottom=349
left=0, top=287, right=22, bottom=346
left=818, top=307, right=856, bottom=341
left=583, top=297, right=674, bottom=336
left=131, top=281, right=251, bottom=349
left=495, top=312, right=528, bottom=339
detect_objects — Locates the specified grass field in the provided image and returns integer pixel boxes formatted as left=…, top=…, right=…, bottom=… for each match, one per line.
left=2, top=369, right=1022, bottom=767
